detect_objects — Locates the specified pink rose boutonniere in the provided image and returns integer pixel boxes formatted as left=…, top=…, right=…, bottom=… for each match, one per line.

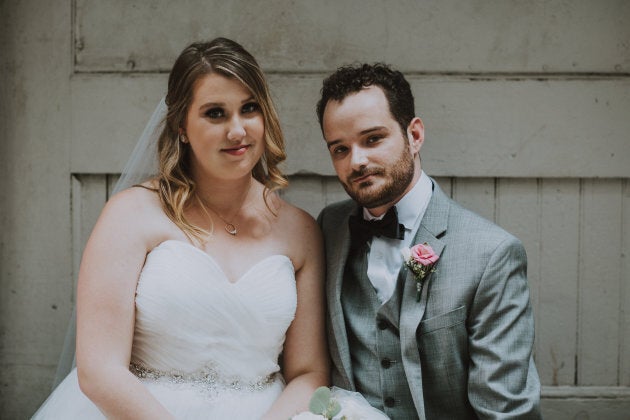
left=402, top=242, right=439, bottom=301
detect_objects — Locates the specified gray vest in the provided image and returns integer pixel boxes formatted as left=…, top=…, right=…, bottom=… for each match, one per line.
left=341, top=244, right=418, bottom=419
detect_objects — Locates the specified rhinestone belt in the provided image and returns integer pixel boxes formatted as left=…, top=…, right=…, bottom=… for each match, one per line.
left=129, top=361, right=277, bottom=396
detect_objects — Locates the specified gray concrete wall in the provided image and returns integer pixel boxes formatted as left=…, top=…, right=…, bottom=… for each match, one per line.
left=1, top=0, right=74, bottom=417
left=2, top=0, right=629, bottom=418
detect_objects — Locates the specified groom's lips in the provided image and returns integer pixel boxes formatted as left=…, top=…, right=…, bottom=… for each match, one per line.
left=353, top=174, right=373, bottom=183
left=350, top=170, right=381, bottom=184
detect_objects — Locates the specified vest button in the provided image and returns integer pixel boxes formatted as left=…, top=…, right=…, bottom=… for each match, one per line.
left=381, top=358, right=392, bottom=368
left=384, top=396, right=395, bottom=407
left=377, top=319, right=389, bottom=330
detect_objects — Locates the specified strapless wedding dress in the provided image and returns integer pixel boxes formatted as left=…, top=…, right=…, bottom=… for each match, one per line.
left=33, top=240, right=297, bottom=419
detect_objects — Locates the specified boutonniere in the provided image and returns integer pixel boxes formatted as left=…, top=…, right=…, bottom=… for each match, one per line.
left=402, top=242, right=439, bottom=301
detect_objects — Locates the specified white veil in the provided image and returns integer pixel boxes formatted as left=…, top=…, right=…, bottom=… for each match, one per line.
left=52, top=98, right=168, bottom=387
left=112, top=97, right=167, bottom=194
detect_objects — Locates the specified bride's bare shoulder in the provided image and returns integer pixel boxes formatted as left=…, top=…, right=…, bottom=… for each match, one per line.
left=271, top=194, right=323, bottom=276
left=89, top=180, right=182, bottom=249
left=98, top=181, right=166, bottom=227
left=273, top=194, right=322, bottom=242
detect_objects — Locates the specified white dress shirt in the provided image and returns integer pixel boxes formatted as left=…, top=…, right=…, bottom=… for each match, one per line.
left=363, top=171, right=433, bottom=303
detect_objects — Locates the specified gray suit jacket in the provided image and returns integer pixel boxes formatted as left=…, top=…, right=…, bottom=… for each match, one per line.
left=318, top=180, right=541, bottom=419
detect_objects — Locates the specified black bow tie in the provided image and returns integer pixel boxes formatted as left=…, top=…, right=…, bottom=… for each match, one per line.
left=348, top=206, right=405, bottom=244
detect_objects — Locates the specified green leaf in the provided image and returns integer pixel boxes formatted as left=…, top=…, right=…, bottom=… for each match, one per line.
left=327, top=399, right=342, bottom=417
left=309, top=386, right=332, bottom=415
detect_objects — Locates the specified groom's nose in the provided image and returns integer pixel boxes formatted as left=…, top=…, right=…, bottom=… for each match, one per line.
left=349, top=145, right=369, bottom=169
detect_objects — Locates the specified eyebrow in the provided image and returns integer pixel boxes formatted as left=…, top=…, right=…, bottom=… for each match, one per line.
left=198, top=96, right=256, bottom=110
left=325, top=139, right=341, bottom=150
left=360, top=126, right=387, bottom=135
left=326, top=126, right=388, bottom=150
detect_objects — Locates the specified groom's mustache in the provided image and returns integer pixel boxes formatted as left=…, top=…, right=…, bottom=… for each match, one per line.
left=347, top=167, right=385, bottom=183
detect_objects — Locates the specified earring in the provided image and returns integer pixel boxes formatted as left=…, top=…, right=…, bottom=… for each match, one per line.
left=179, top=133, right=188, bottom=143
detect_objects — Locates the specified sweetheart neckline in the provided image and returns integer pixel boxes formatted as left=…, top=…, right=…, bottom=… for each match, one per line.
left=151, top=239, right=294, bottom=284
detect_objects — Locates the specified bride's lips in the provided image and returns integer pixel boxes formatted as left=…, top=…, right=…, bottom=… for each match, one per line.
left=221, top=144, right=250, bottom=156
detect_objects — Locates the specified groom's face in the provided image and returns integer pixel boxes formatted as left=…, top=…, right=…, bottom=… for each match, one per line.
left=322, top=86, right=421, bottom=213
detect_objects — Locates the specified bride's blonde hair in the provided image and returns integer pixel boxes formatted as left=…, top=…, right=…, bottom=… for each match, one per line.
left=157, top=38, right=287, bottom=243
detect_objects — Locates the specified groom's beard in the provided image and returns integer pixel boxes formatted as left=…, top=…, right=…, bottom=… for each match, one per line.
left=341, top=144, right=415, bottom=209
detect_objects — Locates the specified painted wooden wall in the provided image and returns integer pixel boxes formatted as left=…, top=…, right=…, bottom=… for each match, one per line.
left=1, top=0, right=629, bottom=418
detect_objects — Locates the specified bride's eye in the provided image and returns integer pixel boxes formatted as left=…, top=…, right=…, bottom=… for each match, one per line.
left=205, top=107, right=225, bottom=119
left=242, top=102, right=260, bottom=114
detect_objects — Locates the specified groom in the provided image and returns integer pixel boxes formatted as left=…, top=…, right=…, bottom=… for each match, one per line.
left=316, top=64, right=541, bottom=419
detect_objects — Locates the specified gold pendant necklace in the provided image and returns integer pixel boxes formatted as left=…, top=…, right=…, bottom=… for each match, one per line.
left=197, top=181, right=251, bottom=237
left=212, top=213, right=238, bottom=236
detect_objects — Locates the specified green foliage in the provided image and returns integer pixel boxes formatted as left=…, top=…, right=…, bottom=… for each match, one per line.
left=309, top=387, right=342, bottom=419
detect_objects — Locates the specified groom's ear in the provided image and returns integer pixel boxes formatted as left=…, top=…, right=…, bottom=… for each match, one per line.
left=407, top=117, right=425, bottom=154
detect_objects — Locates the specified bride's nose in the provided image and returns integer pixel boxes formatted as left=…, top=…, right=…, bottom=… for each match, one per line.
left=227, top=117, right=246, bottom=142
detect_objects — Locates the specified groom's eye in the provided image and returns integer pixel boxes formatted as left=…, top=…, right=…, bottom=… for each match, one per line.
left=205, top=107, right=225, bottom=119
left=332, top=146, right=348, bottom=155
left=366, top=135, right=383, bottom=144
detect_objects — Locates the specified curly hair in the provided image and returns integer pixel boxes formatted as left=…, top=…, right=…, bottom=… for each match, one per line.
left=316, top=63, right=415, bottom=135
left=157, top=37, right=287, bottom=243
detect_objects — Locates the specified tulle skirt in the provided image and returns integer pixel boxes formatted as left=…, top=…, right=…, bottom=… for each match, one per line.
left=32, top=368, right=284, bottom=419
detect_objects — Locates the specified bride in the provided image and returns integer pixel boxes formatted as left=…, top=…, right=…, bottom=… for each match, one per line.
left=33, top=37, right=329, bottom=419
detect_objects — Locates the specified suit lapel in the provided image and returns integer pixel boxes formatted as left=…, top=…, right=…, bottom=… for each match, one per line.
left=400, top=179, right=449, bottom=419
left=326, top=205, right=356, bottom=389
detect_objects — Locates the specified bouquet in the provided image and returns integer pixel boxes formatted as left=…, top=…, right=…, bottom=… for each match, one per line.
left=292, top=387, right=389, bottom=419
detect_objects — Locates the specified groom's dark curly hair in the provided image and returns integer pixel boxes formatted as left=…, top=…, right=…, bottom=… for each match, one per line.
left=316, top=63, right=416, bottom=135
